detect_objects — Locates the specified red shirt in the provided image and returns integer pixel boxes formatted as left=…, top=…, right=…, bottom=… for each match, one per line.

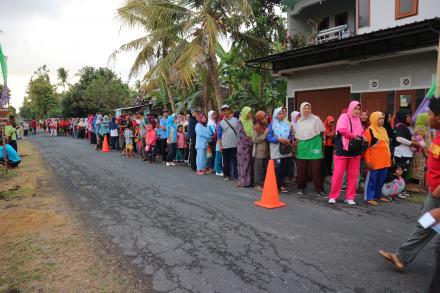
left=427, top=133, right=440, bottom=192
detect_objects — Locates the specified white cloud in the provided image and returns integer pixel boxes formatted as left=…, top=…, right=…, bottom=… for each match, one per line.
left=0, top=0, right=144, bottom=109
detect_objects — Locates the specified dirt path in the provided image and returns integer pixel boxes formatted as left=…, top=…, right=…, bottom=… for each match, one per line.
left=0, top=140, right=145, bottom=293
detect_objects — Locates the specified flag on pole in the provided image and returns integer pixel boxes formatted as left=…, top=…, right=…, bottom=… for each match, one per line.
left=0, top=44, right=10, bottom=108
left=412, top=79, right=437, bottom=122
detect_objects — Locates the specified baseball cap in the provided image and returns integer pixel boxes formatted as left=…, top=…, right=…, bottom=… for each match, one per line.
left=221, top=104, right=230, bottom=110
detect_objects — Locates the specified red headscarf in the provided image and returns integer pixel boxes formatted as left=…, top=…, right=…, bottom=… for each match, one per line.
left=324, top=116, right=335, bottom=137
left=254, top=111, right=268, bottom=135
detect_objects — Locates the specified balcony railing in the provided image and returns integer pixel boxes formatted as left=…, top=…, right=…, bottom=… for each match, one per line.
left=316, top=24, right=351, bottom=44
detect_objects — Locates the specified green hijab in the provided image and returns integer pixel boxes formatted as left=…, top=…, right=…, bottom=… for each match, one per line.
left=240, top=106, right=254, bottom=137
left=415, top=113, right=429, bottom=135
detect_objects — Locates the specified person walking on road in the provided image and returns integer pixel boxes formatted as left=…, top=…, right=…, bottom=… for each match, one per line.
left=379, top=98, right=440, bottom=293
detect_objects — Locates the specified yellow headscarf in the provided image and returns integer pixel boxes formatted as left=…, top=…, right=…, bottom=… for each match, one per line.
left=369, top=111, right=389, bottom=144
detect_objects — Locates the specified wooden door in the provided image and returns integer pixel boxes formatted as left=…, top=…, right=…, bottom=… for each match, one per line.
left=361, top=92, right=388, bottom=113
left=295, top=87, right=351, bottom=121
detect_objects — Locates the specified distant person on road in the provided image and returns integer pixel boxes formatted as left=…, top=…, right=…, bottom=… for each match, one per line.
left=23, top=121, right=29, bottom=137
left=236, top=106, right=254, bottom=187
left=31, top=118, right=37, bottom=135
left=266, top=107, right=293, bottom=193
left=329, top=101, right=366, bottom=205
left=218, top=105, right=238, bottom=181
left=0, top=140, right=21, bottom=167
left=363, top=111, right=391, bottom=206
left=294, top=102, right=325, bottom=196
left=379, top=98, right=440, bottom=291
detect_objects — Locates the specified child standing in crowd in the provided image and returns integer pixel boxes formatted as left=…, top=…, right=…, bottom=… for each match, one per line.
left=166, top=114, right=178, bottom=166
left=123, top=124, right=134, bottom=158
left=363, top=112, right=392, bottom=206
left=382, top=165, right=406, bottom=200
left=195, top=113, right=212, bottom=175
left=176, top=125, right=187, bottom=164
left=144, top=124, right=157, bottom=163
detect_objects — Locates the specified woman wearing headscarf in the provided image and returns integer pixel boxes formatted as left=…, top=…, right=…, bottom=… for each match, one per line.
left=329, top=101, right=366, bottom=205
left=236, top=106, right=254, bottom=187
left=291, top=111, right=300, bottom=129
left=253, top=111, right=269, bottom=191
left=295, top=102, right=325, bottom=196
left=393, top=109, right=419, bottom=181
left=411, top=113, right=432, bottom=187
left=207, top=110, right=217, bottom=172
left=165, top=114, right=178, bottom=166
left=97, top=115, right=110, bottom=150
left=363, top=112, right=392, bottom=206
left=109, top=116, right=120, bottom=150
left=195, top=113, right=212, bottom=174
left=214, top=113, right=224, bottom=176
left=323, top=116, right=336, bottom=176
left=267, top=107, right=293, bottom=193
left=360, top=110, right=370, bottom=131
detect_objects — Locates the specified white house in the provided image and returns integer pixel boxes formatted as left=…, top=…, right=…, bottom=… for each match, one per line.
left=248, top=0, right=440, bottom=120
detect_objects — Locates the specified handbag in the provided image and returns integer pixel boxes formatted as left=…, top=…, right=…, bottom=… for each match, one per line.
left=279, top=142, right=293, bottom=155
left=346, top=114, right=368, bottom=153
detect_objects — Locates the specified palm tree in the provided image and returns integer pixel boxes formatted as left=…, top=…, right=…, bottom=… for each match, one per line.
left=114, top=0, right=254, bottom=112
left=57, top=67, right=69, bottom=92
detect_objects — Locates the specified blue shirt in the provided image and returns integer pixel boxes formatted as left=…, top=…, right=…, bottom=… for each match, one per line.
left=0, top=144, right=21, bottom=163
left=160, top=117, right=168, bottom=139
left=195, top=123, right=212, bottom=149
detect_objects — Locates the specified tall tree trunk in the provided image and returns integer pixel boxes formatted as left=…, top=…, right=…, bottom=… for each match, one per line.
left=164, top=78, right=176, bottom=113
left=208, top=45, right=223, bottom=112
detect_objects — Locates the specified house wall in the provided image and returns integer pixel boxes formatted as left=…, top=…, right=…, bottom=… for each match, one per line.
left=286, top=51, right=436, bottom=97
left=288, top=0, right=356, bottom=36
left=357, top=0, right=440, bottom=34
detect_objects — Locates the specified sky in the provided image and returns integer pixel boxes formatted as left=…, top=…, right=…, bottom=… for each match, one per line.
left=0, top=0, right=144, bottom=110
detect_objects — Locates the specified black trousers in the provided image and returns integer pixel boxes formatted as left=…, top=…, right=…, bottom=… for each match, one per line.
left=160, top=139, right=168, bottom=162
left=24, top=130, right=28, bottom=137
left=166, top=143, right=177, bottom=162
left=110, top=136, right=119, bottom=150
left=8, top=140, right=17, bottom=152
left=324, top=146, right=334, bottom=176
left=222, top=147, right=237, bottom=179
left=190, top=139, right=197, bottom=170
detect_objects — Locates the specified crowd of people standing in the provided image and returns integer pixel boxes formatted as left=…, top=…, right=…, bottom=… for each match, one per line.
left=54, top=100, right=436, bottom=207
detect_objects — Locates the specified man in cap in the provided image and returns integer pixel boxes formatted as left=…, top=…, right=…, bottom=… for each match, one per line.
left=217, top=104, right=238, bottom=181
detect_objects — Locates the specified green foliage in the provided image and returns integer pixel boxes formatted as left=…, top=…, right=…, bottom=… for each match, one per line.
left=62, top=67, right=132, bottom=117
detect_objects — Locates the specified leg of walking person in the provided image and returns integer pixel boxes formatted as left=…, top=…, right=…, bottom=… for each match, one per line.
left=396, top=195, right=440, bottom=265
left=161, top=139, right=168, bottom=162
left=296, top=159, right=308, bottom=192
left=311, top=159, right=324, bottom=193
left=329, top=156, right=349, bottom=200
left=429, top=237, right=440, bottom=293
left=230, top=148, right=238, bottom=179
left=345, top=157, right=361, bottom=201
left=196, top=148, right=204, bottom=172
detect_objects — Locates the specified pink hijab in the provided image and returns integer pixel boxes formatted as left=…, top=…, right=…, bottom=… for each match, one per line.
left=336, top=101, right=364, bottom=151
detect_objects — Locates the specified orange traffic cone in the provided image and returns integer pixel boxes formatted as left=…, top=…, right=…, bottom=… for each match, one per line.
left=101, top=135, right=110, bottom=153
left=255, top=160, right=286, bottom=209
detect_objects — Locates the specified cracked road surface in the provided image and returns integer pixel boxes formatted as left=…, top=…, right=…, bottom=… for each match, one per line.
left=31, top=136, right=435, bottom=292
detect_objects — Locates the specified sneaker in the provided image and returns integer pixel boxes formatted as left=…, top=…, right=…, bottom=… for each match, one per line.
left=216, top=172, right=224, bottom=176
left=280, top=186, right=288, bottom=193
left=344, top=199, right=357, bottom=205
left=397, top=193, right=407, bottom=199
left=297, top=190, right=304, bottom=195
left=328, top=198, right=336, bottom=204
left=169, top=162, right=177, bottom=166
left=166, top=162, right=170, bottom=166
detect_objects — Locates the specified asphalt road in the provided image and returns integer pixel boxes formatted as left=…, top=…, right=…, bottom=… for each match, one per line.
left=29, top=135, right=436, bottom=293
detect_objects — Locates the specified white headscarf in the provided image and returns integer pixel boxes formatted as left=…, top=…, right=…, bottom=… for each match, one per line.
left=295, top=102, right=325, bottom=141
left=291, top=111, right=300, bottom=128
left=207, top=110, right=216, bottom=134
